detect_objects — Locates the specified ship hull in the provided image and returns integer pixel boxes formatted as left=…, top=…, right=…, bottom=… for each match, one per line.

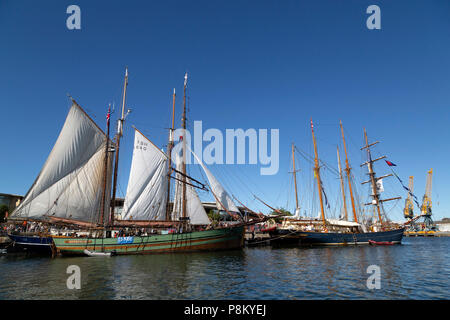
left=270, top=227, right=405, bottom=245
left=7, top=234, right=53, bottom=254
left=52, top=225, right=245, bottom=256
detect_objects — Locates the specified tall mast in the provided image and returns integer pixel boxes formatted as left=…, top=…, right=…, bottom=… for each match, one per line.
left=181, top=73, right=188, bottom=219
left=363, top=128, right=383, bottom=225
left=361, top=129, right=400, bottom=228
left=311, top=119, right=327, bottom=231
left=99, top=105, right=111, bottom=225
left=110, top=67, right=129, bottom=225
left=337, top=146, right=348, bottom=221
left=165, top=88, right=176, bottom=220
left=291, top=143, right=300, bottom=215
left=340, top=120, right=358, bottom=223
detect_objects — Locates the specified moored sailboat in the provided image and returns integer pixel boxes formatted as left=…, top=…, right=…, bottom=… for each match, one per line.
left=7, top=97, right=113, bottom=254
left=52, top=72, right=250, bottom=256
left=270, top=120, right=404, bottom=245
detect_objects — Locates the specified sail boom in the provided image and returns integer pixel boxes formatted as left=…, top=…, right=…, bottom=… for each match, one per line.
left=360, top=155, right=386, bottom=167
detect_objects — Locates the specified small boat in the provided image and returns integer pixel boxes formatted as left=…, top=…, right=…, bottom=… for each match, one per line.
left=369, top=240, right=394, bottom=246
left=83, top=249, right=114, bottom=257
left=260, top=226, right=277, bottom=233
left=7, top=233, right=53, bottom=254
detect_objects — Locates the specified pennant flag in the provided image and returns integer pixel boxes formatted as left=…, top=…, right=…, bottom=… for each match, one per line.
left=106, top=107, right=111, bottom=126
left=385, top=160, right=397, bottom=167
left=390, top=168, right=421, bottom=211
left=320, top=180, right=331, bottom=209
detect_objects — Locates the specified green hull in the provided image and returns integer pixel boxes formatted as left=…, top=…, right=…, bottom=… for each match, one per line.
left=52, top=225, right=245, bottom=256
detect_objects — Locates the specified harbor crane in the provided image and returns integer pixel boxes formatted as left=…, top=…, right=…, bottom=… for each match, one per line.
left=404, top=176, right=414, bottom=219
left=420, top=169, right=436, bottom=231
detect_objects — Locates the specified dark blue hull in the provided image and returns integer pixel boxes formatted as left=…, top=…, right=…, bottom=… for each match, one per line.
left=7, top=234, right=53, bottom=254
left=270, top=227, right=405, bottom=245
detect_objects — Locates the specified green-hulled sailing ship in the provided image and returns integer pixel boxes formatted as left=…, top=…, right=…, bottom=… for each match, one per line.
left=14, top=69, right=251, bottom=256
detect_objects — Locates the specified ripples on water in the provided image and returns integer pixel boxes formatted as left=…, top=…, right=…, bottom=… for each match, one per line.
left=0, top=237, right=448, bottom=299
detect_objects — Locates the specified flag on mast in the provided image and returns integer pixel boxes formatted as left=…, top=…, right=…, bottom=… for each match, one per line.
left=385, top=160, right=397, bottom=167
left=106, top=106, right=111, bottom=126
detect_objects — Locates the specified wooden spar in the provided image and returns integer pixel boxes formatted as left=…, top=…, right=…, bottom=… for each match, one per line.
left=291, top=143, right=300, bottom=213
left=311, top=119, right=327, bottom=231
left=165, top=88, right=176, bottom=221
left=110, top=68, right=129, bottom=226
left=360, top=155, right=386, bottom=167
left=209, top=187, right=240, bottom=220
left=253, top=195, right=283, bottom=215
left=48, top=216, right=102, bottom=229
left=337, top=146, right=348, bottom=221
left=181, top=73, right=188, bottom=220
left=99, top=104, right=111, bottom=225
left=340, top=120, right=358, bottom=223
left=364, top=128, right=383, bottom=225
left=113, top=219, right=182, bottom=228
left=365, top=196, right=401, bottom=206
left=362, top=173, right=393, bottom=185
left=232, top=194, right=261, bottom=217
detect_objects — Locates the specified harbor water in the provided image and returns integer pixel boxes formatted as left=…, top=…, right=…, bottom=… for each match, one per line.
left=0, top=237, right=448, bottom=300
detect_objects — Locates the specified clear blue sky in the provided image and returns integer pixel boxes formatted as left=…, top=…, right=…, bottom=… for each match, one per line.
left=1, top=0, right=449, bottom=221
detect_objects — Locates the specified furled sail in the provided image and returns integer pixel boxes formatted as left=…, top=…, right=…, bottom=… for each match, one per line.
left=11, top=102, right=112, bottom=223
left=122, top=129, right=168, bottom=220
left=189, top=148, right=240, bottom=213
left=172, top=152, right=211, bottom=225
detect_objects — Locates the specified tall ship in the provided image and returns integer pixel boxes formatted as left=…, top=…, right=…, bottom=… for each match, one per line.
left=6, top=96, right=112, bottom=254
left=269, top=120, right=405, bottom=245
left=51, top=70, right=252, bottom=256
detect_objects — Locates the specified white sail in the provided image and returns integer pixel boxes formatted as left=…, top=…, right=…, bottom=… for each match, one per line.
left=122, top=129, right=168, bottom=220
left=172, top=152, right=210, bottom=225
left=293, top=207, right=301, bottom=219
left=189, top=148, right=240, bottom=213
left=11, top=102, right=112, bottom=223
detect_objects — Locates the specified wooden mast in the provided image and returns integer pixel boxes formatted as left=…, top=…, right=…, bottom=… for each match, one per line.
left=165, top=88, right=176, bottom=220
left=363, top=128, right=383, bottom=226
left=337, top=146, right=348, bottom=221
left=181, top=73, right=188, bottom=221
left=310, top=119, right=327, bottom=231
left=291, top=143, right=300, bottom=215
left=340, top=120, right=358, bottom=223
left=99, top=105, right=111, bottom=225
left=110, top=67, right=129, bottom=226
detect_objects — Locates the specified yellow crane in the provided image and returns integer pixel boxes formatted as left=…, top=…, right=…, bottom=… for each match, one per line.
left=420, top=169, right=436, bottom=231
left=403, top=176, right=414, bottom=220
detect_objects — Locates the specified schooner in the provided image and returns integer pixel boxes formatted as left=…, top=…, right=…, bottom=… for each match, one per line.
left=267, top=119, right=405, bottom=245
left=9, top=69, right=257, bottom=256
left=51, top=70, right=253, bottom=256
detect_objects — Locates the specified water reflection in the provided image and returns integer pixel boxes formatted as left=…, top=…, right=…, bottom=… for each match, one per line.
left=0, top=238, right=448, bottom=299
